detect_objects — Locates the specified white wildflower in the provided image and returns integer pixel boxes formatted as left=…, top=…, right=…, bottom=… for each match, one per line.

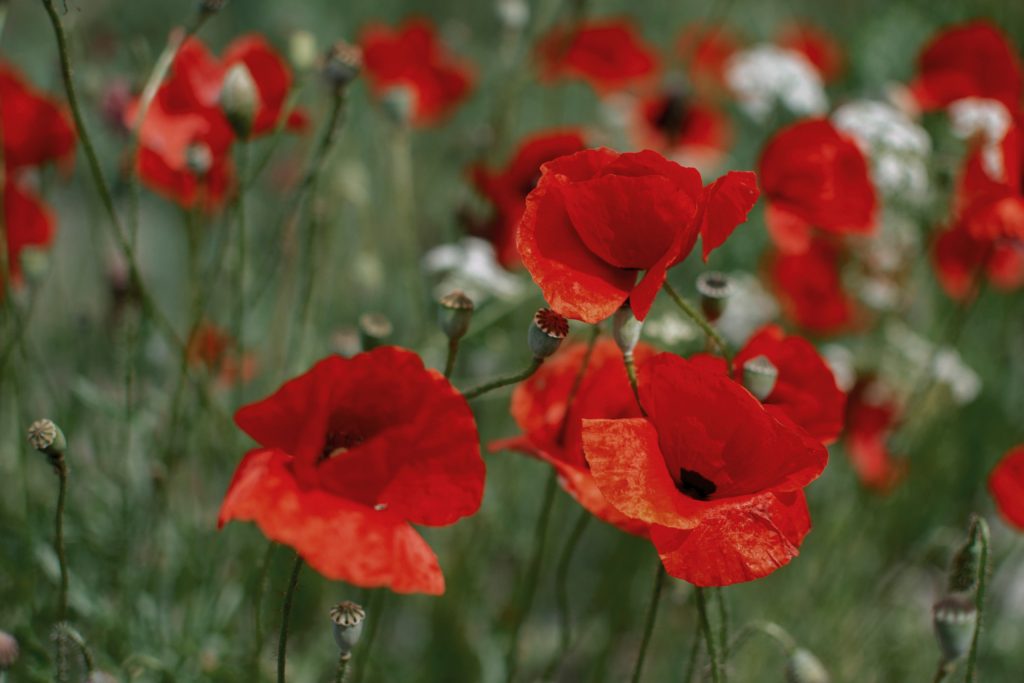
left=724, top=45, right=827, bottom=122
left=948, top=97, right=1012, bottom=182
left=422, top=237, right=526, bottom=303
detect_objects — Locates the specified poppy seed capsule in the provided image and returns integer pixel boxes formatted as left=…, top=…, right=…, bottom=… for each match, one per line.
left=330, top=601, right=365, bottom=660
left=323, top=40, right=363, bottom=92
left=612, top=305, right=643, bottom=358
left=358, top=313, right=393, bottom=350
left=438, top=290, right=474, bottom=341
left=948, top=519, right=987, bottom=593
left=743, top=355, right=779, bottom=400
left=528, top=309, right=569, bottom=359
left=785, top=648, right=830, bottom=683
left=0, top=630, right=19, bottom=669
left=933, top=594, right=978, bottom=663
left=27, top=419, right=67, bottom=462
left=696, top=271, right=734, bottom=322
left=220, top=63, right=259, bottom=138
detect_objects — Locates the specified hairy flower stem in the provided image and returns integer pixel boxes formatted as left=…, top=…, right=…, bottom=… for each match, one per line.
left=443, top=337, right=460, bottom=379
left=662, top=281, right=731, bottom=363
left=504, top=470, right=558, bottom=683
left=277, top=553, right=304, bottom=683
left=624, top=352, right=641, bottom=404
left=334, top=653, right=351, bottom=683
left=630, top=563, right=666, bottom=683
left=963, top=516, right=990, bottom=683
left=696, top=587, right=723, bottom=683
left=53, top=458, right=69, bottom=622
left=463, top=358, right=543, bottom=400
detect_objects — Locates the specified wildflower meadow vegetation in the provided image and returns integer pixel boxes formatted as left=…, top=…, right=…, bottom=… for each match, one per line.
left=3, top=0, right=1024, bottom=681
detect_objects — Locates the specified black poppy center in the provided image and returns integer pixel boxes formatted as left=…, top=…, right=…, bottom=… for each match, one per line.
left=318, top=430, right=364, bottom=463
left=676, top=467, right=716, bottom=501
left=650, top=92, right=692, bottom=141
left=518, top=170, right=543, bottom=199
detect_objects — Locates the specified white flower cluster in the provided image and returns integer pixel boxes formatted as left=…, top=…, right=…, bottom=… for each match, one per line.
left=423, top=237, right=526, bottom=302
left=948, top=97, right=1013, bottom=182
left=832, top=99, right=932, bottom=201
left=724, top=45, right=828, bottom=122
left=883, top=321, right=982, bottom=405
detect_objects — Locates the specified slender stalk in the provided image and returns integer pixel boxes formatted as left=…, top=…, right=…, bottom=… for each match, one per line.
left=963, top=516, right=991, bottom=683
left=443, top=337, right=460, bottom=379
left=681, top=623, right=701, bottom=683
left=624, top=352, right=640, bottom=404
left=350, top=591, right=385, bottom=683
left=554, top=508, right=591, bottom=654
left=334, top=654, right=351, bottom=683
left=463, top=358, right=543, bottom=400
left=630, top=564, right=666, bottom=683
left=277, top=554, right=304, bottom=683
left=715, top=588, right=730, bottom=661
left=662, top=281, right=731, bottom=362
left=696, top=588, right=723, bottom=683
left=251, top=541, right=276, bottom=678
left=504, top=470, right=558, bottom=683
left=233, top=141, right=250, bottom=407
left=54, top=458, right=69, bottom=622
left=933, top=661, right=954, bottom=683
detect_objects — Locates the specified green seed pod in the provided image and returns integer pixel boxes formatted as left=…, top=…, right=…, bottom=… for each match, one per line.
left=322, top=40, right=363, bottom=93
left=696, top=271, right=734, bottom=323
left=948, top=517, right=988, bottom=593
left=27, top=418, right=67, bottom=463
left=933, top=594, right=977, bottom=663
left=785, top=648, right=830, bottom=683
left=220, top=64, right=258, bottom=138
left=358, top=313, right=393, bottom=351
left=438, top=290, right=475, bottom=342
left=612, top=304, right=643, bottom=358
left=742, top=355, right=779, bottom=401
left=528, top=308, right=568, bottom=360
left=330, top=601, right=365, bottom=660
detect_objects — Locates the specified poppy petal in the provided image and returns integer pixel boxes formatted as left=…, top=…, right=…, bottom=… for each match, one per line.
left=698, top=170, right=760, bottom=260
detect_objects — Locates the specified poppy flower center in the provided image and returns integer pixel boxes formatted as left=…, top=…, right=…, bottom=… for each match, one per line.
left=676, top=467, right=717, bottom=500
left=650, top=91, right=692, bottom=143
left=318, top=430, right=365, bottom=463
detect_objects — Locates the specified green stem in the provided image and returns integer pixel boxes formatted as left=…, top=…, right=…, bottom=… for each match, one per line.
left=696, top=587, right=722, bottom=683
left=350, top=591, right=385, bottom=683
left=555, top=325, right=600, bottom=444
left=630, top=563, right=666, bottom=683
left=681, top=623, right=701, bottom=683
left=662, top=281, right=731, bottom=362
left=277, top=554, right=304, bottom=683
left=933, top=660, right=954, bottom=683
left=554, top=508, right=591, bottom=655
left=251, top=541, right=276, bottom=678
left=54, top=458, right=69, bottom=622
left=963, top=516, right=990, bottom=683
left=624, top=352, right=640, bottom=404
left=443, top=337, right=460, bottom=379
left=504, top=470, right=558, bottom=683
left=463, top=358, right=543, bottom=400
left=233, top=142, right=250, bottom=408
left=334, top=654, right=351, bottom=683
left=715, top=588, right=730, bottom=662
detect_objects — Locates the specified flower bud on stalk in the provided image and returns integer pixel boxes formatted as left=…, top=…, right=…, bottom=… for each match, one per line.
left=948, top=520, right=984, bottom=593
left=612, top=304, right=643, bottom=359
left=330, top=601, right=365, bottom=660
left=743, top=355, right=779, bottom=400
left=220, top=64, right=258, bottom=139
left=358, top=312, right=393, bottom=351
left=322, top=40, right=363, bottom=94
left=785, top=648, right=830, bottom=683
left=932, top=594, right=977, bottom=664
left=528, top=308, right=568, bottom=360
left=439, top=290, right=474, bottom=342
left=696, top=271, right=734, bottom=323
left=27, top=418, right=67, bottom=467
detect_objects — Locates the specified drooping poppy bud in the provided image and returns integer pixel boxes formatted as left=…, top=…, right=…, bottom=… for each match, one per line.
left=696, top=271, right=733, bottom=322
left=438, top=290, right=474, bottom=342
left=612, top=304, right=644, bottom=358
left=220, top=63, right=259, bottom=138
left=330, top=601, right=365, bottom=660
left=932, top=594, right=977, bottom=663
left=528, top=308, right=569, bottom=359
left=742, top=355, right=779, bottom=401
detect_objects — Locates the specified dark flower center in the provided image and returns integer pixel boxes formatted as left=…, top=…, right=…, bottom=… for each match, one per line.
left=676, top=467, right=716, bottom=500
left=650, top=91, right=692, bottom=142
left=318, top=430, right=364, bottom=463
left=518, top=170, right=543, bottom=199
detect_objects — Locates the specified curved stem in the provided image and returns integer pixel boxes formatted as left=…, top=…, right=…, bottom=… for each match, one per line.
left=463, top=358, right=542, bottom=400
left=623, top=352, right=641, bottom=405
left=696, top=587, right=723, bottom=683
left=963, top=516, right=991, bottom=683
left=277, top=553, right=304, bottom=683
left=630, top=563, right=666, bottom=683
left=662, top=281, right=731, bottom=362
left=504, top=470, right=558, bottom=683
left=54, top=459, right=69, bottom=622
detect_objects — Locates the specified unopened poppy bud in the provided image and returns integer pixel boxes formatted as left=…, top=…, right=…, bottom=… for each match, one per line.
left=696, top=271, right=734, bottom=323
left=185, top=142, right=213, bottom=177
left=0, top=630, right=19, bottom=670
left=198, top=0, right=227, bottom=14
left=289, top=31, right=318, bottom=72
left=381, top=86, right=414, bottom=126
left=358, top=312, right=393, bottom=350
left=948, top=518, right=987, bottom=593
left=27, top=418, right=67, bottom=463
left=743, top=355, right=779, bottom=400
left=220, top=64, right=259, bottom=138
left=612, top=304, right=643, bottom=358
left=438, top=290, right=474, bottom=341
left=528, top=308, right=568, bottom=360
left=322, top=40, right=363, bottom=92
left=933, top=594, right=977, bottom=663
left=330, top=601, right=365, bottom=660
left=785, top=648, right=830, bottom=683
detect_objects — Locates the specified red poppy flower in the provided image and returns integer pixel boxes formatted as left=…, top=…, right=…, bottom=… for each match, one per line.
left=631, top=88, right=732, bottom=167
left=3, top=180, right=55, bottom=294
left=842, top=378, right=905, bottom=493
left=694, top=325, right=846, bottom=444
left=470, top=129, right=587, bottom=268
left=759, top=119, right=877, bottom=253
left=0, top=63, right=76, bottom=171
left=187, top=321, right=256, bottom=385
left=676, top=24, right=740, bottom=91
left=492, top=338, right=654, bottom=535
left=537, top=19, right=658, bottom=94
left=777, top=23, right=844, bottom=83
left=767, top=237, right=856, bottom=335
left=909, top=22, right=1023, bottom=113
left=581, top=353, right=827, bottom=586
left=933, top=220, right=1024, bottom=298
left=360, top=19, right=474, bottom=126
left=218, top=347, right=485, bottom=594
left=517, top=148, right=759, bottom=323
left=989, top=445, right=1024, bottom=530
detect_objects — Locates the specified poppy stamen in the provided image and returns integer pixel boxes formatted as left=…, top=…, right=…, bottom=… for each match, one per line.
left=677, top=467, right=717, bottom=500
left=319, top=431, right=364, bottom=463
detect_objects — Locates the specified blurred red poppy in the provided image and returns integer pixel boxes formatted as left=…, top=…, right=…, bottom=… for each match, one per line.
left=767, top=237, right=856, bottom=335
left=492, top=338, right=654, bottom=536
left=3, top=181, right=55, bottom=292
left=677, top=24, right=740, bottom=91
left=360, top=18, right=474, bottom=126
left=537, top=19, right=658, bottom=94
left=517, top=148, right=758, bottom=323
left=909, top=21, right=1023, bottom=112
left=470, top=129, right=587, bottom=268
left=218, top=347, right=485, bottom=594
left=186, top=321, right=256, bottom=385
left=693, top=325, right=847, bottom=444
left=128, top=35, right=305, bottom=208
left=631, top=87, right=732, bottom=168
left=777, top=23, right=844, bottom=82
left=582, top=353, right=827, bottom=586
left=759, top=119, right=877, bottom=253
left=843, top=378, right=906, bottom=493
left=989, top=445, right=1024, bottom=530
